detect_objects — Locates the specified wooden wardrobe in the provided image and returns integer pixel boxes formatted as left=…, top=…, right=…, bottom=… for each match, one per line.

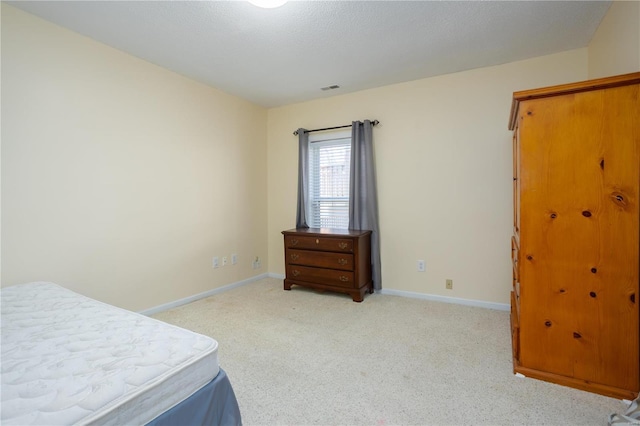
left=509, top=72, right=640, bottom=399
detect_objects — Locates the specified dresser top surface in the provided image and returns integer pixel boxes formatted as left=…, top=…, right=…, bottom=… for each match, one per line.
left=282, top=228, right=371, bottom=237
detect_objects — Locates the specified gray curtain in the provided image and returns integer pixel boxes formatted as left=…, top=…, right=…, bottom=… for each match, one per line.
left=349, top=120, right=381, bottom=290
left=295, top=128, right=309, bottom=229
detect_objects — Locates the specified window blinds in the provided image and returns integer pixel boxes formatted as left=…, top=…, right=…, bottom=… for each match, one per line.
left=309, top=137, right=351, bottom=229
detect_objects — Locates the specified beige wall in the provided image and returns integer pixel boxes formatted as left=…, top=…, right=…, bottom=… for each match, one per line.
left=588, top=1, right=640, bottom=78
left=1, top=5, right=268, bottom=311
left=267, top=49, right=588, bottom=305
left=6, top=2, right=626, bottom=310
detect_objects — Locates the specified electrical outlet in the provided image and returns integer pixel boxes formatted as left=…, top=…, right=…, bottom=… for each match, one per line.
left=231, top=254, right=238, bottom=265
left=212, top=257, right=219, bottom=268
left=253, top=256, right=261, bottom=269
left=222, top=256, right=228, bottom=266
left=446, top=279, right=453, bottom=290
left=417, top=260, right=425, bottom=272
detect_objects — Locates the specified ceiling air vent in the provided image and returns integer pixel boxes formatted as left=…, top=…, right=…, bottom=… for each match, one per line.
left=321, top=85, right=340, bottom=91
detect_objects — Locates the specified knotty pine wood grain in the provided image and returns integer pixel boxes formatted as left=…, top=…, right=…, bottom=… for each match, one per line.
left=512, top=73, right=639, bottom=399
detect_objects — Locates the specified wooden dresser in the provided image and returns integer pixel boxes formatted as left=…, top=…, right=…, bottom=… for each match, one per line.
left=509, top=72, right=640, bottom=399
left=282, top=228, right=372, bottom=302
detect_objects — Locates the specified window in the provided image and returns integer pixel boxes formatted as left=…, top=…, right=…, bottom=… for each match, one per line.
left=308, top=131, right=351, bottom=229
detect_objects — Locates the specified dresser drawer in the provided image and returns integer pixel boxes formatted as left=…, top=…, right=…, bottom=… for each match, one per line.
left=284, top=235, right=353, bottom=252
left=287, top=249, right=354, bottom=271
left=286, top=265, right=355, bottom=288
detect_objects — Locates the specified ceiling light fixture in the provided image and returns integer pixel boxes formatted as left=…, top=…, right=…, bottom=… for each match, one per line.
left=248, top=0, right=287, bottom=8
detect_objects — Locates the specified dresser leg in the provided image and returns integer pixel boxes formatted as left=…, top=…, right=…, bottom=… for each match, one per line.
left=283, top=281, right=291, bottom=291
left=351, top=288, right=366, bottom=302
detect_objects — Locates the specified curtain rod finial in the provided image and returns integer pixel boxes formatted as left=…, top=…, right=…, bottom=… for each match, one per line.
left=293, top=130, right=299, bottom=136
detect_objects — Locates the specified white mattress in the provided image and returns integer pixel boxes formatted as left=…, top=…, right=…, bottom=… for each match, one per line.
left=1, top=282, right=219, bottom=425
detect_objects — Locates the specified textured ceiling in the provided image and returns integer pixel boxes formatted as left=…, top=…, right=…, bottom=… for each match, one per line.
left=8, top=1, right=611, bottom=107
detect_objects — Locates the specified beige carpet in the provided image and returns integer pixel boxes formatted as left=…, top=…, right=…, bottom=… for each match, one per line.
left=152, top=277, right=627, bottom=425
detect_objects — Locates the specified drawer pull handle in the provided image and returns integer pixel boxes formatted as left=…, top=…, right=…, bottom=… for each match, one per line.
left=291, top=239, right=299, bottom=246
left=291, top=254, right=299, bottom=261
left=292, top=269, right=300, bottom=277
left=338, top=258, right=348, bottom=265
left=338, top=242, right=348, bottom=249
left=316, top=239, right=319, bottom=244
left=339, top=276, right=349, bottom=282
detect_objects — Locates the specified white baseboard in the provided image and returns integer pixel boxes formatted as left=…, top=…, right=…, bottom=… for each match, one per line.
left=140, top=273, right=509, bottom=315
left=139, top=273, right=270, bottom=316
left=378, top=288, right=510, bottom=311
left=270, top=273, right=509, bottom=311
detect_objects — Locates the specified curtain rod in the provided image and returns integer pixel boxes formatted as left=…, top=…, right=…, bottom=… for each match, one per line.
left=293, top=120, right=379, bottom=136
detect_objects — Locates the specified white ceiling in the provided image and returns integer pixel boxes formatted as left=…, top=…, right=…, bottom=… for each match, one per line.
left=8, top=1, right=611, bottom=107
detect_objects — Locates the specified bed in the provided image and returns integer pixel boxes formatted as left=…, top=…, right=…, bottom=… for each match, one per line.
left=1, top=282, right=242, bottom=425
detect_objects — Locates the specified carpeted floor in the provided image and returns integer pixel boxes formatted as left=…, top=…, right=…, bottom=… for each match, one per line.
left=152, top=277, right=627, bottom=425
